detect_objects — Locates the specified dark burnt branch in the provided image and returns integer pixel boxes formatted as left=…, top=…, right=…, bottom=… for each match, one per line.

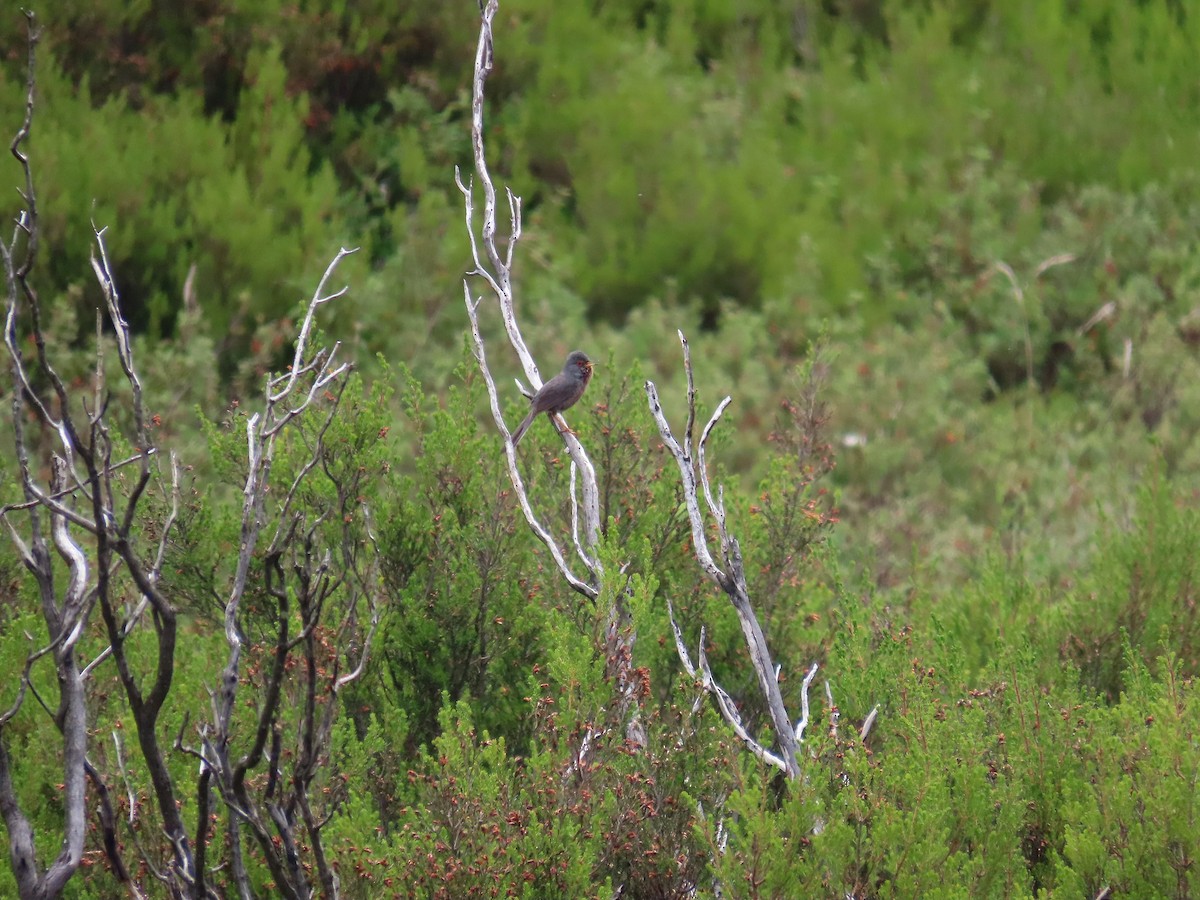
left=4, top=22, right=373, bottom=893
left=79, top=227, right=195, bottom=890
left=84, top=759, right=135, bottom=889
left=188, top=247, right=375, bottom=900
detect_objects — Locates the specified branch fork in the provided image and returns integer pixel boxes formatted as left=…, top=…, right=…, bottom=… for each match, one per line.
left=647, top=331, right=806, bottom=780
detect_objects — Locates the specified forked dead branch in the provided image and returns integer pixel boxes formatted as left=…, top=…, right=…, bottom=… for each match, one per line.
left=456, top=0, right=650, bottom=766
left=646, top=332, right=810, bottom=779
left=454, top=0, right=602, bottom=600
left=458, top=0, right=867, bottom=786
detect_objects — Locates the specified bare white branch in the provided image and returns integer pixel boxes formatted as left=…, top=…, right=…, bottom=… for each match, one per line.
left=1078, top=300, right=1116, bottom=337
left=860, top=704, right=879, bottom=742
left=112, top=731, right=137, bottom=827
left=569, top=461, right=598, bottom=572
left=696, top=639, right=789, bottom=775
left=645, top=380, right=724, bottom=585
left=458, top=0, right=602, bottom=566
left=268, top=247, right=357, bottom=404
left=149, top=452, right=181, bottom=583
left=1033, top=251, right=1077, bottom=280
left=90, top=225, right=142, bottom=414
left=794, top=663, right=820, bottom=742
left=666, top=598, right=698, bottom=680
left=647, top=331, right=801, bottom=779
left=465, top=284, right=598, bottom=600
left=697, top=398, right=733, bottom=543
left=335, top=503, right=383, bottom=690
left=453, top=166, right=505, bottom=302
left=50, top=459, right=90, bottom=657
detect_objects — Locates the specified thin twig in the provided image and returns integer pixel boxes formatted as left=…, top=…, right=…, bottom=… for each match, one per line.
left=794, top=663, right=820, bottom=742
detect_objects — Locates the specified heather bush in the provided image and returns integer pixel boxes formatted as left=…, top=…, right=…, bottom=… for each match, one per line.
left=3, top=1, right=1200, bottom=896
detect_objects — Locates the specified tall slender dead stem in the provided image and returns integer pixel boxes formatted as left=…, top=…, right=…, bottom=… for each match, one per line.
left=456, top=0, right=603, bottom=595
left=646, top=331, right=803, bottom=779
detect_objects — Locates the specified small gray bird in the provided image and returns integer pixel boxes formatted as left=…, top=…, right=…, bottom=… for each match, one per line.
left=511, top=350, right=594, bottom=446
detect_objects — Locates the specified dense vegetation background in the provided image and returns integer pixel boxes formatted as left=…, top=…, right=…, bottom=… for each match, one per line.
left=2, top=0, right=1200, bottom=896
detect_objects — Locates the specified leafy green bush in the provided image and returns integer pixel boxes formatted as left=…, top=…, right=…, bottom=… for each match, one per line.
left=4, top=1, right=1200, bottom=896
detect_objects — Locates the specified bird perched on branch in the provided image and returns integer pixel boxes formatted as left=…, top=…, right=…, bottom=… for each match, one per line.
left=511, top=350, right=593, bottom=446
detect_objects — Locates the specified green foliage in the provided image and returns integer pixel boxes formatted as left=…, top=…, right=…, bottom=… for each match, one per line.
left=348, top=701, right=610, bottom=899
left=4, top=0, right=1200, bottom=896
left=699, top=608, right=1200, bottom=899
left=327, top=691, right=740, bottom=899
left=367, top=363, right=550, bottom=756
left=1066, top=474, right=1200, bottom=698
left=1058, top=652, right=1200, bottom=898
left=1, top=37, right=342, bottom=379
left=4, top=308, right=1200, bottom=896
left=6, top=0, right=1199, bottom=360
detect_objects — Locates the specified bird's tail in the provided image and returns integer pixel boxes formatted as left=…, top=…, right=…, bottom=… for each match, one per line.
left=511, top=408, right=537, bottom=446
